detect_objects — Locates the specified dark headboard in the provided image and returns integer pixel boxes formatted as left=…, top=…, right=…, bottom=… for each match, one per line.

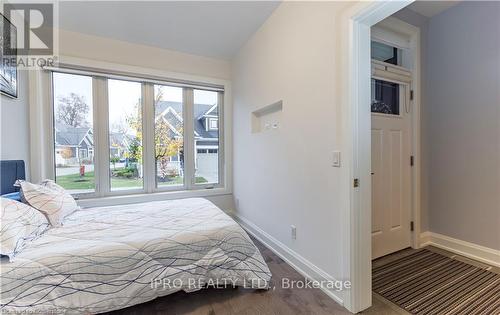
left=0, top=160, right=25, bottom=195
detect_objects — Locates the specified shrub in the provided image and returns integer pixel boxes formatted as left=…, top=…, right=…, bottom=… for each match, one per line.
left=112, top=166, right=138, bottom=179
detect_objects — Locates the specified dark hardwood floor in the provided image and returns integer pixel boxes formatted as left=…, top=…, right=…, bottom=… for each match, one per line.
left=104, top=237, right=354, bottom=315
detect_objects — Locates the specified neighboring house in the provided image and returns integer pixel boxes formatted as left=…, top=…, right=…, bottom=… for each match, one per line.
left=55, top=124, right=131, bottom=166
left=55, top=102, right=219, bottom=182
left=155, top=101, right=219, bottom=181
left=54, top=124, right=95, bottom=166
left=109, top=132, right=133, bottom=159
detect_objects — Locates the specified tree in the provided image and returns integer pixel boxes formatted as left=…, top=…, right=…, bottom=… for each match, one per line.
left=127, top=137, right=141, bottom=163
left=155, top=119, right=183, bottom=181
left=153, top=86, right=183, bottom=180
left=56, top=93, right=90, bottom=127
left=60, top=147, right=73, bottom=159
left=126, top=86, right=183, bottom=181
left=125, top=99, right=143, bottom=164
left=110, top=156, right=120, bottom=170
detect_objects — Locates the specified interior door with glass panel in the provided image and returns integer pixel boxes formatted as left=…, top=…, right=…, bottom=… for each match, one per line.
left=371, top=75, right=412, bottom=259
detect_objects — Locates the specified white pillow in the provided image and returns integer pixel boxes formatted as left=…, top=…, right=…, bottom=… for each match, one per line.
left=18, top=180, right=78, bottom=227
left=40, top=179, right=66, bottom=192
left=1, top=197, right=50, bottom=261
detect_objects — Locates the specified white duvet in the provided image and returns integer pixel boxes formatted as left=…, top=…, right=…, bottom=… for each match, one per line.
left=0, top=198, right=271, bottom=314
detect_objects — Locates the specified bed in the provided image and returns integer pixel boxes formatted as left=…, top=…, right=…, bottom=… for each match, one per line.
left=0, top=163, right=271, bottom=314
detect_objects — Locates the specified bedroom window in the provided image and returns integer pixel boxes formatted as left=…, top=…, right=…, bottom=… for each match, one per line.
left=108, top=79, right=143, bottom=191
left=48, top=66, right=226, bottom=199
left=52, top=72, right=95, bottom=194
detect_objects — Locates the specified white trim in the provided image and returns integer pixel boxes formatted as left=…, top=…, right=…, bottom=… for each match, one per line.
left=342, top=1, right=414, bottom=312
left=160, top=116, right=182, bottom=137
left=77, top=189, right=231, bottom=208
left=233, top=214, right=345, bottom=306
left=420, top=232, right=500, bottom=268
left=143, top=83, right=156, bottom=194
left=44, top=63, right=224, bottom=92
left=372, top=26, right=410, bottom=50
left=56, top=56, right=229, bottom=89
left=93, top=77, right=110, bottom=197
left=204, top=103, right=218, bottom=117
left=158, top=106, right=184, bottom=123
left=29, top=70, right=55, bottom=182
left=420, top=231, right=432, bottom=245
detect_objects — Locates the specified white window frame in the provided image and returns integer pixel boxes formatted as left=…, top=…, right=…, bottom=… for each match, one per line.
left=30, top=56, right=232, bottom=206
left=208, top=118, right=218, bottom=130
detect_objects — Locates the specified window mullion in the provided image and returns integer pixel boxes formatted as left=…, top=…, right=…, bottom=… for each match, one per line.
left=217, top=92, right=225, bottom=187
left=93, top=77, right=110, bottom=197
left=142, top=83, right=155, bottom=193
left=183, top=88, right=195, bottom=189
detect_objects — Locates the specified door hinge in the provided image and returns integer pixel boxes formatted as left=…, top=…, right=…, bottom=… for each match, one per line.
left=353, top=178, right=360, bottom=188
left=410, top=221, right=414, bottom=231
left=410, top=156, right=414, bottom=166
left=410, top=90, right=414, bottom=100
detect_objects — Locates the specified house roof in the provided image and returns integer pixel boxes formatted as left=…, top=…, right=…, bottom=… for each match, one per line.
left=155, top=101, right=219, bottom=139
left=109, top=132, right=133, bottom=147
left=55, top=124, right=93, bottom=147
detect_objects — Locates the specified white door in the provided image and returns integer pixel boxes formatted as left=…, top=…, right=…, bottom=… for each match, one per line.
left=371, top=77, right=412, bottom=259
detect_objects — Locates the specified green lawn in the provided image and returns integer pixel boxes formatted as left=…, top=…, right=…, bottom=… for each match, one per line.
left=56, top=170, right=207, bottom=191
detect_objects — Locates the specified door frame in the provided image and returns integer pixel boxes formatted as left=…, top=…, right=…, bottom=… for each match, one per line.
left=341, top=1, right=420, bottom=312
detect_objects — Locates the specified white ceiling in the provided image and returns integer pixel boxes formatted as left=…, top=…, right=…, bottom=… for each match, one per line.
left=59, top=1, right=280, bottom=60
left=407, top=1, right=460, bottom=18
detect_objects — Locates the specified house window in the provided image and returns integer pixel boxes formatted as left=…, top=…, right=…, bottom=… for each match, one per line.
left=209, top=118, right=218, bottom=130
left=371, top=41, right=402, bottom=66
left=194, top=89, right=220, bottom=185
left=154, top=85, right=184, bottom=188
left=108, top=79, right=143, bottom=191
left=371, top=79, right=400, bottom=115
left=50, top=68, right=225, bottom=198
left=79, top=149, right=88, bottom=159
left=52, top=72, right=95, bottom=193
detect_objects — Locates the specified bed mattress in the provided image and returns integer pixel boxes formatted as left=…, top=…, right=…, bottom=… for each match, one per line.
left=0, top=198, right=271, bottom=314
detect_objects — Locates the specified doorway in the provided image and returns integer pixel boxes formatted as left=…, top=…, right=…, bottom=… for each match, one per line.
left=342, top=1, right=417, bottom=312
left=370, top=29, right=416, bottom=259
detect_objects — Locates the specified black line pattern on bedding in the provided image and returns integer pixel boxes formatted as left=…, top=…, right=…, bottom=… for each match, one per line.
left=1, top=198, right=271, bottom=314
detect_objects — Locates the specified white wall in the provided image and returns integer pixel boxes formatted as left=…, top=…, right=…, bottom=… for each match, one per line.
left=0, top=70, right=30, bottom=178
left=59, top=29, right=231, bottom=80
left=232, top=1, right=356, bottom=306
left=426, top=1, right=500, bottom=250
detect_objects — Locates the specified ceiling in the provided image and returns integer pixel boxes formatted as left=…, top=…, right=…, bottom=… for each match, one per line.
left=407, top=1, right=460, bottom=18
left=59, top=1, right=280, bottom=60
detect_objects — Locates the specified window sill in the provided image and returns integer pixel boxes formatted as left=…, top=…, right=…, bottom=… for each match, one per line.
left=76, top=187, right=231, bottom=208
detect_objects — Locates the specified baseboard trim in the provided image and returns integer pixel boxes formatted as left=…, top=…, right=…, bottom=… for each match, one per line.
left=233, top=214, right=345, bottom=307
left=420, top=231, right=500, bottom=268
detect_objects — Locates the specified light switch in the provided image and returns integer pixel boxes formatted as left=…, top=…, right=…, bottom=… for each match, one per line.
left=332, top=151, right=341, bottom=167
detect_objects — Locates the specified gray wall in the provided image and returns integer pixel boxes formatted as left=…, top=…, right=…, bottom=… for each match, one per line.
left=426, top=2, right=500, bottom=249
left=0, top=70, right=30, bottom=178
